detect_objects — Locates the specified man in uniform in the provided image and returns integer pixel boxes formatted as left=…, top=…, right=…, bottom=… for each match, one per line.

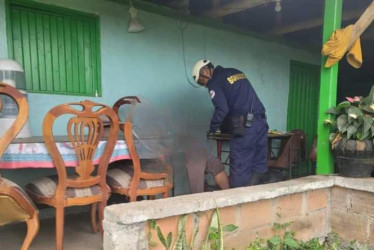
left=192, top=59, right=268, bottom=188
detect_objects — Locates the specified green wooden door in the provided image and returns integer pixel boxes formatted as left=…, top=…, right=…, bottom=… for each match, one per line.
left=287, top=61, right=320, bottom=175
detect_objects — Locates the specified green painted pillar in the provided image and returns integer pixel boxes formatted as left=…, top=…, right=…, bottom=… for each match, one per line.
left=316, top=0, right=343, bottom=174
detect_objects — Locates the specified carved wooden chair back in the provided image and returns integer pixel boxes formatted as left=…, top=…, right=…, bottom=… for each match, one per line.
left=0, top=82, right=28, bottom=159
left=42, top=100, right=119, bottom=196
left=0, top=82, right=39, bottom=250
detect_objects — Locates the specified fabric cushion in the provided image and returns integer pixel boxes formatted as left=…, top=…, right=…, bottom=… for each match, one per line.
left=25, top=175, right=101, bottom=199
left=107, top=159, right=167, bottom=189
left=0, top=195, right=30, bottom=226
left=1, top=178, right=36, bottom=207
left=0, top=178, right=37, bottom=226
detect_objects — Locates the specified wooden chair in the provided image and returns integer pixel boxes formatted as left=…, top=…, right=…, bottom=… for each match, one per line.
left=0, top=82, right=39, bottom=250
left=106, top=96, right=173, bottom=202
left=25, top=100, right=119, bottom=250
left=268, top=129, right=306, bottom=179
left=309, top=136, right=317, bottom=174
left=112, top=96, right=140, bottom=115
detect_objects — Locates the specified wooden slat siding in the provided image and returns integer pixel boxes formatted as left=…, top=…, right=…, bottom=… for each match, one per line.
left=6, top=3, right=14, bottom=60
left=57, top=16, right=66, bottom=93
left=95, top=18, right=101, bottom=96
left=28, top=11, right=39, bottom=91
left=20, top=10, right=31, bottom=89
left=11, top=9, right=23, bottom=73
left=84, top=21, right=92, bottom=95
left=50, top=15, right=60, bottom=92
left=64, top=19, right=73, bottom=93
left=7, top=1, right=100, bottom=96
left=90, top=19, right=99, bottom=96
left=70, top=19, right=79, bottom=94
left=36, top=13, right=46, bottom=91
left=43, top=14, right=53, bottom=92
left=77, top=21, right=85, bottom=94
left=90, top=21, right=96, bottom=95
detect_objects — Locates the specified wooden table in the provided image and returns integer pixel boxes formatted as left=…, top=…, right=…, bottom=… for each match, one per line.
left=0, top=136, right=165, bottom=169
left=207, top=132, right=294, bottom=164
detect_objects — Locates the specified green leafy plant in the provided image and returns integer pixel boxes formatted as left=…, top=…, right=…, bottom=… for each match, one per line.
left=202, top=208, right=238, bottom=250
left=148, top=219, right=172, bottom=249
left=148, top=220, right=158, bottom=247
left=173, top=214, right=189, bottom=250
left=246, top=222, right=300, bottom=250
left=267, top=222, right=300, bottom=250
left=156, top=225, right=172, bottom=250
left=149, top=208, right=238, bottom=250
left=247, top=235, right=266, bottom=250
left=246, top=223, right=369, bottom=250
left=324, top=85, right=374, bottom=149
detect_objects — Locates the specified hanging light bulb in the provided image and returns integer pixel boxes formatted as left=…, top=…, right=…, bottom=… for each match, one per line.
left=128, top=1, right=144, bottom=33
left=275, top=0, right=282, bottom=12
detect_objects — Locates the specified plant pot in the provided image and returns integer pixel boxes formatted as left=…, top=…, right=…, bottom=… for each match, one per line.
left=336, top=156, right=374, bottom=177
left=334, top=140, right=374, bottom=178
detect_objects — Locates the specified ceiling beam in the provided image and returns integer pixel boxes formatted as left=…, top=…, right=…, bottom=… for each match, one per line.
left=205, top=0, right=276, bottom=18
left=271, top=9, right=362, bottom=35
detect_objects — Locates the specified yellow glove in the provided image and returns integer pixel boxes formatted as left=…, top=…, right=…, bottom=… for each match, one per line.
left=322, top=25, right=362, bottom=68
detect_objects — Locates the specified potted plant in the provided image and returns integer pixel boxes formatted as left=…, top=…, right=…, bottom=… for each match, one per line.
left=324, top=85, right=374, bottom=177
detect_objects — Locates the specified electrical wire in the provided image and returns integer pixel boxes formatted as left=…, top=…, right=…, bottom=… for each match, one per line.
left=203, top=26, right=207, bottom=58
left=177, top=19, right=201, bottom=88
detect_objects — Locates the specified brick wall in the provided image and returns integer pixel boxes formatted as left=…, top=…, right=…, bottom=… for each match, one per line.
left=103, top=176, right=374, bottom=250
left=331, top=187, right=374, bottom=245
left=147, top=189, right=329, bottom=249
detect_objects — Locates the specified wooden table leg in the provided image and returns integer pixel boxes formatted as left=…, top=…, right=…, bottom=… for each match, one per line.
left=217, top=140, right=222, bottom=161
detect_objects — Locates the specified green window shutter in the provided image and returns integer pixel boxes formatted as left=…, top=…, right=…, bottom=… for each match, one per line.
left=6, top=0, right=101, bottom=96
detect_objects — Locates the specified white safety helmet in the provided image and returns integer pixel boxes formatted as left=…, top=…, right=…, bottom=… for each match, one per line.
left=192, top=59, right=211, bottom=83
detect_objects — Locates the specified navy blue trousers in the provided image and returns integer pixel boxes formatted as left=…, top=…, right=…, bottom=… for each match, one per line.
left=229, top=117, right=268, bottom=188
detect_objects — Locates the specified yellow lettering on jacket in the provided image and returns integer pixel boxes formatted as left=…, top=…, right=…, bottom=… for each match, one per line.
left=227, top=73, right=246, bottom=84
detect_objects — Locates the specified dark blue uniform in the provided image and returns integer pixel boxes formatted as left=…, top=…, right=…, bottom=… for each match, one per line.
left=207, top=66, right=268, bottom=187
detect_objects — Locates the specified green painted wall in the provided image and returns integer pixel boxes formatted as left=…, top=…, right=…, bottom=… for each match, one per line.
left=0, top=0, right=319, bottom=190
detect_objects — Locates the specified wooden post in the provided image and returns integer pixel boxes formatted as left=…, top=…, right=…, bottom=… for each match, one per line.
left=347, top=1, right=374, bottom=49
left=316, top=0, right=343, bottom=175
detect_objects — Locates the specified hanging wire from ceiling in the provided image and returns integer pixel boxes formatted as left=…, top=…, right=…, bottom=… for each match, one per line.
left=203, top=25, right=207, bottom=58
left=176, top=19, right=201, bottom=88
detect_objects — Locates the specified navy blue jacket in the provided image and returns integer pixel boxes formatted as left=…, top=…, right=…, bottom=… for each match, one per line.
left=207, top=66, right=266, bottom=132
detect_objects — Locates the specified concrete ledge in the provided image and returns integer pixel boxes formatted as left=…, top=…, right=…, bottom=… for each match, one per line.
left=105, top=176, right=374, bottom=224
left=104, top=175, right=374, bottom=250
left=104, top=175, right=339, bottom=224
left=332, top=176, right=374, bottom=193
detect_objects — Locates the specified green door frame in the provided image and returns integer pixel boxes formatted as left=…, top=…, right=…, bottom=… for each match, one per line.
left=316, top=0, right=343, bottom=174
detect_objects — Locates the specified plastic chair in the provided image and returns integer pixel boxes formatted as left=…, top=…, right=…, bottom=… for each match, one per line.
left=0, top=82, right=39, bottom=250
left=25, top=100, right=119, bottom=250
